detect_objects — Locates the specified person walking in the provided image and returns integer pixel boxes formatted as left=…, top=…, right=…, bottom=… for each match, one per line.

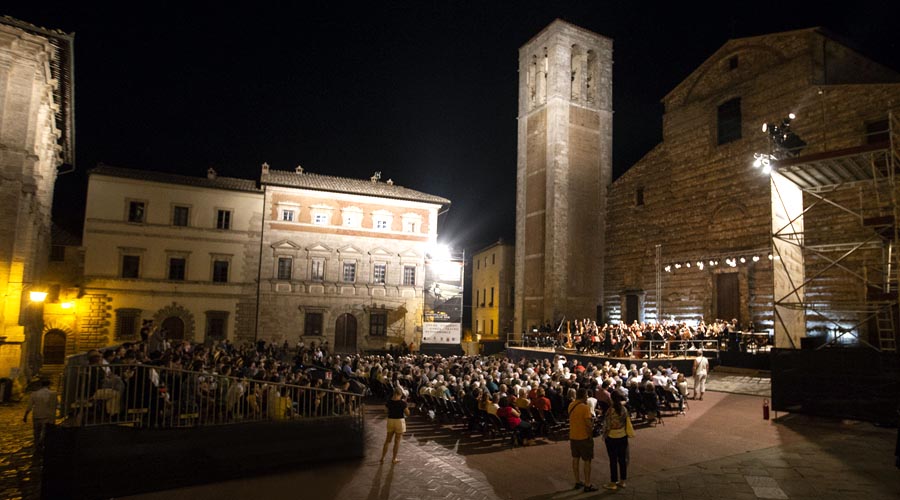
left=380, top=386, right=409, bottom=464
left=568, top=388, right=597, bottom=493
left=693, top=349, right=709, bottom=400
left=602, top=391, right=635, bottom=490
left=23, top=377, right=57, bottom=451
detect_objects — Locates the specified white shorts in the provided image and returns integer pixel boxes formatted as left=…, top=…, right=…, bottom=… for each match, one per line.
left=386, top=417, right=406, bottom=434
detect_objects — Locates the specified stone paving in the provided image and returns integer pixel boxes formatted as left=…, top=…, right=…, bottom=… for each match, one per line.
left=0, top=398, right=43, bottom=500
left=4, top=367, right=899, bottom=500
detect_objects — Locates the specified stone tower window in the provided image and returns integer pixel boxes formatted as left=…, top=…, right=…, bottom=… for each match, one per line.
left=717, top=97, right=742, bottom=145
left=528, top=54, right=538, bottom=107
left=728, top=56, right=739, bottom=70
left=635, top=187, right=645, bottom=207
left=586, top=50, right=597, bottom=103
left=570, top=45, right=586, bottom=101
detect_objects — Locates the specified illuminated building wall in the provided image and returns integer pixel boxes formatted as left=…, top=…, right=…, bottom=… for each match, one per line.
left=0, top=18, right=73, bottom=378
left=257, top=166, right=448, bottom=352
left=603, top=28, right=900, bottom=338
left=471, top=240, right=514, bottom=338
left=515, top=20, right=613, bottom=333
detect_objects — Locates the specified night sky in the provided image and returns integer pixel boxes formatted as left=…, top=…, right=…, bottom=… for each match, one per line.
left=8, top=2, right=900, bottom=254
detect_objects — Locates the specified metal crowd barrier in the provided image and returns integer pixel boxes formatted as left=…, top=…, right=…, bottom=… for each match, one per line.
left=60, top=363, right=364, bottom=429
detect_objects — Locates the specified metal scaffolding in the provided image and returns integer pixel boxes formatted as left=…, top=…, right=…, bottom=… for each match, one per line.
left=771, top=109, right=899, bottom=352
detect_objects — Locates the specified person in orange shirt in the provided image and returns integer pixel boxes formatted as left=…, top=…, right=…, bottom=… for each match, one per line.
left=568, top=388, right=597, bottom=493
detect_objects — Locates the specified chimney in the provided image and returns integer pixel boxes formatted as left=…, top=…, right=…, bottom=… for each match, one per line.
left=207, top=167, right=217, bottom=180
left=261, top=162, right=270, bottom=174
left=295, top=164, right=304, bottom=174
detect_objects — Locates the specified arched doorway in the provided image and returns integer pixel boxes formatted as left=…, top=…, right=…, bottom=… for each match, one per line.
left=334, top=313, right=357, bottom=353
left=161, top=316, right=185, bottom=342
left=43, top=329, right=67, bottom=365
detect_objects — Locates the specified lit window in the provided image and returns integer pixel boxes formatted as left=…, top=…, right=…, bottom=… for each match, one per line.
left=314, top=213, right=329, bottom=225
left=403, top=265, right=416, bottom=286
left=128, top=201, right=145, bottom=223
left=375, top=219, right=389, bottom=230
left=277, top=257, right=293, bottom=280
left=342, top=262, right=356, bottom=282
left=216, top=210, right=231, bottom=230
left=311, top=258, right=325, bottom=281
left=373, top=263, right=386, bottom=284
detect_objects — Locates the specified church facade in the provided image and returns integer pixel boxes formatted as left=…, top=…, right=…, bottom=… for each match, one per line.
left=515, top=21, right=900, bottom=348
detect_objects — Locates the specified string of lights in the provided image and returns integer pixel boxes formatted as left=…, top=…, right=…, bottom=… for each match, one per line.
left=663, top=248, right=778, bottom=273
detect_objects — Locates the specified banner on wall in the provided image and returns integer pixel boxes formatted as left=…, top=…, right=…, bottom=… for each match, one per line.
left=423, top=255, right=464, bottom=344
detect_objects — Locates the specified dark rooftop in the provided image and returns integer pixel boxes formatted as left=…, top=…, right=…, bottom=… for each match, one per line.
left=261, top=169, right=451, bottom=206
left=90, top=164, right=261, bottom=193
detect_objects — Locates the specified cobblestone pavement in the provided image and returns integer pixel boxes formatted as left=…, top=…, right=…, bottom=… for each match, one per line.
left=0, top=398, right=42, bottom=500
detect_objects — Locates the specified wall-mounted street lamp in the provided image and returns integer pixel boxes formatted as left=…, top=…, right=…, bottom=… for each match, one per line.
left=29, top=291, right=48, bottom=303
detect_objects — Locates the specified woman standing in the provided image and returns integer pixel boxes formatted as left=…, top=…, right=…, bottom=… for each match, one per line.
left=602, top=391, right=635, bottom=490
left=381, top=387, right=410, bottom=464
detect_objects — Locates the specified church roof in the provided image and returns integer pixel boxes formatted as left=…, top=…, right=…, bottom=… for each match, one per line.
left=89, top=164, right=262, bottom=193
left=261, top=169, right=451, bottom=206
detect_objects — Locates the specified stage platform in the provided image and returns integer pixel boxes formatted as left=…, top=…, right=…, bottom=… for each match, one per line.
left=506, top=346, right=719, bottom=377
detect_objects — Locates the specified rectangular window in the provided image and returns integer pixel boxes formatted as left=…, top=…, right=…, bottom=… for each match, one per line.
left=212, top=260, right=229, bottom=283
left=717, top=97, right=742, bottom=145
left=168, top=257, right=186, bottom=281
left=121, top=255, right=140, bottom=278
left=128, top=201, right=145, bottom=223
left=405, top=221, right=417, bottom=233
left=373, top=263, right=386, bottom=284
left=728, top=56, right=739, bottom=70
left=172, top=206, right=190, bottom=226
left=50, top=245, right=66, bottom=262
left=277, top=257, right=293, bottom=280
left=490, top=287, right=494, bottom=306
left=281, top=209, right=295, bottom=222
left=205, top=311, right=229, bottom=342
left=476, top=290, right=480, bottom=308
left=370, top=311, right=387, bottom=336
left=492, top=253, right=495, bottom=265
left=481, top=289, right=486, bottom=306
left=304, top=312, right=323, bottom=336
left=314, top=213, right=329, bottom=225
left=342, top=261, right=356, bottom=282
left=311, top=258, right=325, bottom=281
left=402, top=265, right=416, bottom=286
left=115, top=309, right=141, bottom=340
left=216, top=210, right=232, bottom=230
left=490, top=319, right=494, bottom=335
left=375, top=219, right=389, bottom=230
left=635, top=187, right=645, bottom=207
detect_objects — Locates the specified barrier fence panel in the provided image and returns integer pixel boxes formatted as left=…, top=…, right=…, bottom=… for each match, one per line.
left=61, top=364, right=364, bottom=430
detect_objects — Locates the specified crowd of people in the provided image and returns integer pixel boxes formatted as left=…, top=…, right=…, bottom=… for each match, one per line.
left=523, top=318, right=753, bottom=357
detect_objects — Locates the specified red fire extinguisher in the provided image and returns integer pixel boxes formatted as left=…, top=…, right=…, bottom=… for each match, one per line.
left=763, top=399, right=770, bottom=420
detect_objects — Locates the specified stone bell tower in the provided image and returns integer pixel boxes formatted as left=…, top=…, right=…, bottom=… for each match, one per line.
left=514, top=20, right=612, bottom=333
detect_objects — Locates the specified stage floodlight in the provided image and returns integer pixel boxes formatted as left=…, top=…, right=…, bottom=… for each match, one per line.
left=752, top=255, right=760, bottom=262
left=788, top=112, right=796, bottom=120
left=739, top=257, right=746, bottom=263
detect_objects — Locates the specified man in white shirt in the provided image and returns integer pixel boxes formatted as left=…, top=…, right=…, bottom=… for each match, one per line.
left=693, top=351, right=710, bottom=400
left=23, top=378, right=57, bottom=449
